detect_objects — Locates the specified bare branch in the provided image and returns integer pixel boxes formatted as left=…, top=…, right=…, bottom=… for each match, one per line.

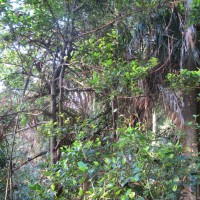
left=12, top=151, right=48, bottom=173
left=62, top=86, right=95, bottom=92
left=0, top=109, right=49, bottom=119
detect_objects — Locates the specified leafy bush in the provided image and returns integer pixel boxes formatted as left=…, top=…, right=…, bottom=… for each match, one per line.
left=30, top=127, right=199, bottom=199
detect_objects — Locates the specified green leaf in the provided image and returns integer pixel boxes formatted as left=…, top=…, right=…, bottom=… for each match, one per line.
left=51, top=183, right=55, bottom=191
left=43, top=171, right=51, bottom=176
left=129, top=191, right=135, bottom=199
left=92, top=72, right=99, bottom=85
left=78, top=161, right=88, bottom=172
left=29, top=183, right=42, bottom=191
left=78, top=187, right=83, bottom=196
left=172, top=185, right=177, bottom=191
left=169, top=154, right=174, bottom=159
left=93, top=161, right=99, bottom=166
left=20, top=115, right=27, bottom=126
left=115, top=189, right=122, bottom=195
left=120, top=195, right=128, bottom=200
left=104, top=158, right=111, bottom=164
left=133, top=173, right=140, bottom=182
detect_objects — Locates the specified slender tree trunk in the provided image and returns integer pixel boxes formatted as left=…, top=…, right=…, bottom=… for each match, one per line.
left=59, top=66, right=64, bottom=127
left=57, top=65, right=65, bottom=160
left=50, top=74, right=57, bottom=165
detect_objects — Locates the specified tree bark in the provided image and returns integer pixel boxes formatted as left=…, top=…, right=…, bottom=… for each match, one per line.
left=182, top=90, right=198, bottom=200
left=56, top=65, right=65, bottom=160
left=182, top=90, right=198, bottom=155
left=50, top=74, right=57, bottom=165
left=181, top=0, right=199, bottom=198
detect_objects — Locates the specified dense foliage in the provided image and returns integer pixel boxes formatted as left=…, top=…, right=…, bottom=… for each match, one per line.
left=0, top=0, right=199, bottom=199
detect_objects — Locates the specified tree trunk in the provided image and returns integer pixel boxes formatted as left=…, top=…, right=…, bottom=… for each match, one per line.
left=57, top=65, right=65, bottom=160
left=182, top=90, right=198, bottom=200
left=197, top=90, right=200, bottom=198
left=182, top=91, right=197, bottom=155
left=50, top=74, right=57, bottom=165
left=181, top=0, right=199, bottom=198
